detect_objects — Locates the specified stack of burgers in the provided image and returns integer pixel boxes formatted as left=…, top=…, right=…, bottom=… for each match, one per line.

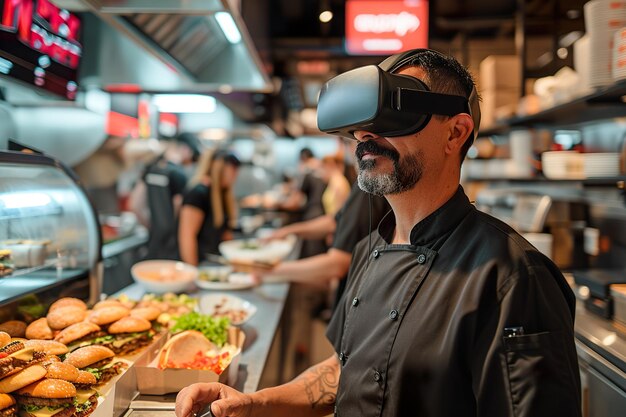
left=0, top=331, right=99, bottom=417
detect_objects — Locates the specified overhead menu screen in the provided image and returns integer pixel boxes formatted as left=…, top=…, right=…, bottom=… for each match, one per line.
left=0, top=0, right=82, bottom=99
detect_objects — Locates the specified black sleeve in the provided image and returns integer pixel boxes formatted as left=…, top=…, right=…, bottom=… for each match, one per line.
left=169, top=167, right=188, bottom=196
left=471, top=263, right=581, bottom=417
left=182, top=185, right=206, bottom=210
left=332, top=184, right=390, bottom=253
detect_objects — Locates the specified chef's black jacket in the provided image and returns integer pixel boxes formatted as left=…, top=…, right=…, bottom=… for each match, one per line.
left=143, top=157, right=188, bottom=260
left=327, top=186, right=581, bottom=417
left=331, top=183, right=390, bottom=307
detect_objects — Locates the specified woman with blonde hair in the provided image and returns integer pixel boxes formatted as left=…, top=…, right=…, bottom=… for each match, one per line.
left=178, top=149, right=241, bottom=265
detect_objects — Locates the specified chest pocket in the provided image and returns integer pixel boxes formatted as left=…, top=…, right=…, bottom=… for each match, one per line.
left=336, top=245, right=436, bottom=417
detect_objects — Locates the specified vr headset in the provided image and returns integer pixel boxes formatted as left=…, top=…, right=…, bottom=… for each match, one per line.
left=316, top=49, right=481, bottom=140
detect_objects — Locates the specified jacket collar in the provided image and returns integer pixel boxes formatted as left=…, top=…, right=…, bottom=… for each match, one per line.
left=377, top=186, right=473, bottom=246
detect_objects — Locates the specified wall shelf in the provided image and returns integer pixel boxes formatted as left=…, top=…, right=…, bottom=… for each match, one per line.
left=478, top=80, right=626, bottom=137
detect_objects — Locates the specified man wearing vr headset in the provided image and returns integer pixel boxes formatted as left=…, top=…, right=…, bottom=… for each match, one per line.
left=176, top=49, right=581, bottom=417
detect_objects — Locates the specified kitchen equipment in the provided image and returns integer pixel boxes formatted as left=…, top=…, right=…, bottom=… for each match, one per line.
left=574, top=269, right=626, bottom=319
left=610, top=284, right=626, bottom=326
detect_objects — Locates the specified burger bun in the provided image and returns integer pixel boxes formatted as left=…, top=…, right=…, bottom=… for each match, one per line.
left=0, top=365, right=47, bottom=393
left=108, top=317, right=151, bottom=334
left=25, top=318, right=54, bottom=340
left=63, top=346, right=114, bottom=369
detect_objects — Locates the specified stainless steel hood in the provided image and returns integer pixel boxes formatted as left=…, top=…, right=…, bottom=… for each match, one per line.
left=55, top=0, right=272, bottom=92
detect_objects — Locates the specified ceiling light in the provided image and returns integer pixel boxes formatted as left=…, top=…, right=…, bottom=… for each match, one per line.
left=0, top=192, right=52, bottom=209
left=215, top=12, right=242, bottom=44
left=319, top=10, right=333, bottom=23
left=153, top=94, right=216, bottom=113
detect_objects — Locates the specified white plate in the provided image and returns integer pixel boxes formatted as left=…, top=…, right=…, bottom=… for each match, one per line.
left=195, top=272, right=257, bottom=291
left=198, top=293, right=257, bottom=325
left=218, top=235, right=296, bottom=264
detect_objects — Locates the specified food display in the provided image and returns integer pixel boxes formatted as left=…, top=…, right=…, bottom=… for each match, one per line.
left=218, top=236, right=296, bottom=267
left=157, top=330, right=239, bottom=375
left=170, top=312, right=230, bottom=348
left=0, top=240, right=50, bottom=269
left=63, top=346, right=126, bottom=386
left=130, top=260, right=197, bottom=294
left=199, top=294, right=257, bottom=326
left=197, top=265, right=233, bottom=283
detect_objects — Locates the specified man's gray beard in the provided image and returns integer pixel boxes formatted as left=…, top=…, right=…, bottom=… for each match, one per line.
left=356, top=153, right=423, bottom=196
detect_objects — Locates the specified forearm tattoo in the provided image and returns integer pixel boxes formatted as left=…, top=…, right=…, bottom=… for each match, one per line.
left=299, top=364, right=339, bottom=409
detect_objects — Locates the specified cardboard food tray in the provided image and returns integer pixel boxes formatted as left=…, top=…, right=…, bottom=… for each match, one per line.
left=134, top=327, right=245, bottom=395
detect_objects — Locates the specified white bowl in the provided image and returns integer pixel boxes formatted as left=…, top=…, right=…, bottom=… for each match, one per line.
left=198, top=264, right=233, bottom=283
left=131, top=260, right=198, bottom=294
left=218, top=235, right=296, bottom=265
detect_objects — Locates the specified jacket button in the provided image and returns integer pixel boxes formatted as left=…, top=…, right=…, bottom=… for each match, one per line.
left=373, top=249, right=379, bottom=258
left=389, top=309, right=398, bottom=320
left=417, top=254, right=426, bottom=264
left=373, top=371, right=381, bottom=382
left=352, top=297, right=359, bottom=306
left=339, top=352, right=346, bottom=364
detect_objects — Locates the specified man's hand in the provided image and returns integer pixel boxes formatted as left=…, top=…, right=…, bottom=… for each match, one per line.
left=175, top=383, right=254, bottom=417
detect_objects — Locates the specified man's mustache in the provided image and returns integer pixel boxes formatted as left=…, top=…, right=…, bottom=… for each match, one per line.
left=356, top=141, right=399, bottom=162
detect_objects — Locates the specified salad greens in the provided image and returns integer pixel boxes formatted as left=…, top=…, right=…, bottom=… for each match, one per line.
left=170, top=312, right=230, bottom=347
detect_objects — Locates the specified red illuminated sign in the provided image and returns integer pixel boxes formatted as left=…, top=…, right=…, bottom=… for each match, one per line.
left=345, top=0, right=429, bottom=55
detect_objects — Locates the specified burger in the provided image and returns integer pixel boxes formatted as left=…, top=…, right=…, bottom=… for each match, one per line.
left=14, top=379, right=76, bottom=417
left=86, top=307, right=129, bottom=327
left=48, top=299, right=87, bottom=313
left=71, top=372, right=98, bottom=417
left=0, top=365, right=47, bottom=394
left=22, top=341, right=68, bottom=358
left=46, top=308, right=86, bottom=331
left=53, top=323, right=105, bottom=352
left=0, top=250, right=13, bottom=278
left=0, top=340, right=46, bottom=380
left=0, top=322, right=26, bottom=339
left=25, top=319, right=54, bottom=341
left=0, top=393, right=16, bottom=417
left=63, top=346, right=125, bottom=385
left=105, top=317, right=154, bottom=356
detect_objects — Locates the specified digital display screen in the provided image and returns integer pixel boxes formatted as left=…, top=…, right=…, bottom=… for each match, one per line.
left=345, top=0, right=429, bottom=55
left=0, top=0, right=82, bottom=99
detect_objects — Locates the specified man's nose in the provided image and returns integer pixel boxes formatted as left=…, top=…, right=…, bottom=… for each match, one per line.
left=354, top=130, right=379, bottom=142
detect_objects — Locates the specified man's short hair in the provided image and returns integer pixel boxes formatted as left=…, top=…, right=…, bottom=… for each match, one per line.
left=390, top=50, right=479, bottom=162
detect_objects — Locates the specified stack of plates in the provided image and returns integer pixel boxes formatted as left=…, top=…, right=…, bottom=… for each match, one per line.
left=583, top=152, right=621, bottom=177
left=584, top=0, right=626, bottom=87
left=574, top=35, right=592, bottom=92
left=614, top=28, right=626, bottom=81
left=541, top=151, right=584, bottom=180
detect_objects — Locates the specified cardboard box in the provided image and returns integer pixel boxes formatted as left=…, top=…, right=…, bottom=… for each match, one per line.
left=134, top=327, right=245, bottom=395
left=480, top=89, right=520, bottom=128
left=479, top=55, right=521, bottom=91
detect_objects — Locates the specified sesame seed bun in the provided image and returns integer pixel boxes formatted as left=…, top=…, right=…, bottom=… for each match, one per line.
left=0, top=332, right=10, bottom=348
left=25, top=318, right=54, bottom=340
left=108, top=317, right=151, bottom=334
left=92, top=300, right=124, bottom=310
left=63, top=346, right=114, bottom=370
left=15, top=378, right=76, bottom=399
left=23, top=340, right=68, bottom=356
left=129, top=307, right=160, bottom=322
left=87, top=306, right=129, bottom=326
left=47, top=307, right=87, bottom=331
left=44, top=363, right=79, bottom=382
left=48, top=298, right=87, bottom=312
left=0, top=321, right=27, bottom=338
left=73, top=371, right=97, bottom=386
left=53, top=322, right=101, bottom=346
left=0, top=365, right=47, bottom=394
left=0, top=393, right=15, bottom=409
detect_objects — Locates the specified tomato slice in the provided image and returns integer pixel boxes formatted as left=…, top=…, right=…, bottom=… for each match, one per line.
left=0, top=352, right=8, bottom=359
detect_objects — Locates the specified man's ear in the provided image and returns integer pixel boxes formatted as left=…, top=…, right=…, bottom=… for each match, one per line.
left=444, top=113, right=474, bottom=155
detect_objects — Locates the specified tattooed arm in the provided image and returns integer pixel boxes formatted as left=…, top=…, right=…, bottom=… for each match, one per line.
left=176, top=354, right=340, bottom=417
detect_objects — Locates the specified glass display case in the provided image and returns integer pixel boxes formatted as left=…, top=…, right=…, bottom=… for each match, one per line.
left=0, top=150, right=102, bottom=313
